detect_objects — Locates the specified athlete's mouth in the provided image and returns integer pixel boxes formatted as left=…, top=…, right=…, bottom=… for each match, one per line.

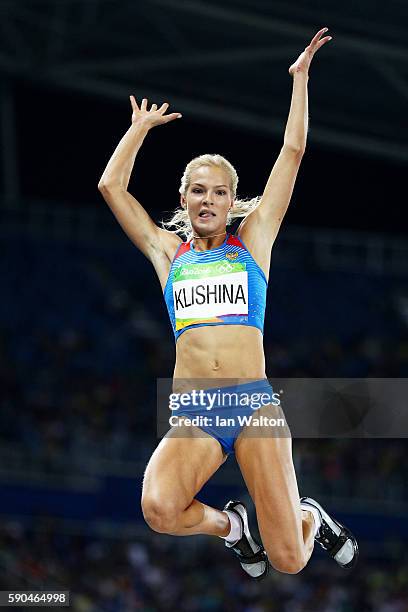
left=198, top=209, right=216, bottom=218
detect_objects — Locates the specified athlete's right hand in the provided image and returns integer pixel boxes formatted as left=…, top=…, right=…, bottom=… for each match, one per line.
left=130, top=96, right=182, bottom=128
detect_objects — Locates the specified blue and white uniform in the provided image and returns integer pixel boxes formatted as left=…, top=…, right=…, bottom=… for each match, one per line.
left=163, top=233, right=274, bottom=455
left=164, top=233, right=267, bottom=340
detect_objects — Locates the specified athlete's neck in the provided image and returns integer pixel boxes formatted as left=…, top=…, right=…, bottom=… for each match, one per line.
left=192, top=231, right=227, bottom=252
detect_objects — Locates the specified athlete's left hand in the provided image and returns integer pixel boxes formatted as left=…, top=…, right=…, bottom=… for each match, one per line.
left=289, top=28, right=332, bottom=77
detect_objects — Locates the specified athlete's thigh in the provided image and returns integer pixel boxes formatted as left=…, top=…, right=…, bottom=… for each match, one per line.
left=142, top=425, right=227, bottom=510
left=234, top=406, right=304, bottom=552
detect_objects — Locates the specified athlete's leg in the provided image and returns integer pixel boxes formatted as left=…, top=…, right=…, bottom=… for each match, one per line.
left=234, top=405, right=315, bottom=575
left=142, top=425, right=230, bottom=537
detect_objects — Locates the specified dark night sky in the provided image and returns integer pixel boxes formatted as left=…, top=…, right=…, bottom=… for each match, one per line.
left=14, top=79, right=405, bottom=235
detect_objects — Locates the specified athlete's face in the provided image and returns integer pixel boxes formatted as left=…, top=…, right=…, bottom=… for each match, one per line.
left=181, top=165, right=234, bottom=235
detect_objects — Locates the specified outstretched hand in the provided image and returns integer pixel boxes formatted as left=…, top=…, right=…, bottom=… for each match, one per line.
left=130, top=96, right=182, bottom=128
left=289, top=28, right=332, bottom=77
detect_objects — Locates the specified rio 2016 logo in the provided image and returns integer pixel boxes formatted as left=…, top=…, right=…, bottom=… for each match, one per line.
left=216, top=263, right=234, bottom=274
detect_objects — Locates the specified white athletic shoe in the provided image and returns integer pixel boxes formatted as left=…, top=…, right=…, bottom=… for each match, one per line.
left=301, top=497, right=359, bottom=569
left=223, top=500, right=269, bottom=580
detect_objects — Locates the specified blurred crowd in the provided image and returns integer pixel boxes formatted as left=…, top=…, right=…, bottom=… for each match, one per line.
left=1, top=236, right=408, bottom=495
left=1, top=518, right=407, bottom=612
left=2, top=236, right=408, bottom=610
left=1, top=320, right=407, bottom=502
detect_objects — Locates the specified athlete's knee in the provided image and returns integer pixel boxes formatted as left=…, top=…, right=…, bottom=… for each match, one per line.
left=266, top=546, right=307, bottom=575
left=141, top=494, right=181, bottom=534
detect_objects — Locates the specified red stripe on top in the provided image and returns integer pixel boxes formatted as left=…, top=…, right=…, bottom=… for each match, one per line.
left=174, top=234, right=244, bottom=260
left=174, top=241, right=191, bottom=260
left=227, top=234, right=246, bottom=249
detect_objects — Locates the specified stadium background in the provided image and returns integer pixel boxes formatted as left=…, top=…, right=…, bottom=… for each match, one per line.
left=1, top=1, right=407, bottom=610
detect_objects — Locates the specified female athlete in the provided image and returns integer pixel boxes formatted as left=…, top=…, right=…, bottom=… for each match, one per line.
left=98, top=28, right=358, bottom=579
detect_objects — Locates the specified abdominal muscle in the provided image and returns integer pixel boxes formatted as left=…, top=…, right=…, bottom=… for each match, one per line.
left=172, top=325, right=266, bottom=392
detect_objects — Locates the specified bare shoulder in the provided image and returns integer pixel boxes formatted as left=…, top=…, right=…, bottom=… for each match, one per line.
left=156, top=227, right=183, bottom=261
left=236, top=214, right=261, bottom=259
left=149, top=227, right=183, bottom=290
left=236, top=215, right=271, bottom=281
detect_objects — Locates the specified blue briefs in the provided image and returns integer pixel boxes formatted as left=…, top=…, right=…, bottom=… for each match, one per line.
left=173, top=379, right=275, bottom=455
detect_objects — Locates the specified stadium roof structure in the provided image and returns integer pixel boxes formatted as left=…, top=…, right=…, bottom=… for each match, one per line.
left=0, top=0, right=407, bottom=162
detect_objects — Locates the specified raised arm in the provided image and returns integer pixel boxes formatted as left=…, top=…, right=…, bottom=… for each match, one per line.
left=98, top=98, right=182, bottom=272
left=238, top=28, right=332, bottom=278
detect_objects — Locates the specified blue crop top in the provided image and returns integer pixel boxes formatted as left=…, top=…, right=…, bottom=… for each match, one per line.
left=163, top=233, right=268, bottom=342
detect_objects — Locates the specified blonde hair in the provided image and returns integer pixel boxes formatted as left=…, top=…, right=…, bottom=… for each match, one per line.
left=161, top=153, right=260, bottom=239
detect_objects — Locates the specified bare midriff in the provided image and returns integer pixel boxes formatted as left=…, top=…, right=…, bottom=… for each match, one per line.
left=173, top=325, right=266, bottom=392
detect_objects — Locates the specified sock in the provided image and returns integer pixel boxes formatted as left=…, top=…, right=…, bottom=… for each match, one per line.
left=220, top=510, right=242, bottom=544
left=301, top=503, right=322, bottom=538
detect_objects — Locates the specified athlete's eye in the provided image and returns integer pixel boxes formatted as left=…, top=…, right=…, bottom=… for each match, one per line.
left=192, top=188, right=202, bottom=193
left=217, top=190, right=227, bottom=196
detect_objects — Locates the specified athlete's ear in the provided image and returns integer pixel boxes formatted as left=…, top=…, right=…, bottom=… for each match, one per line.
left=180, top=195, right=186, bottom=209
